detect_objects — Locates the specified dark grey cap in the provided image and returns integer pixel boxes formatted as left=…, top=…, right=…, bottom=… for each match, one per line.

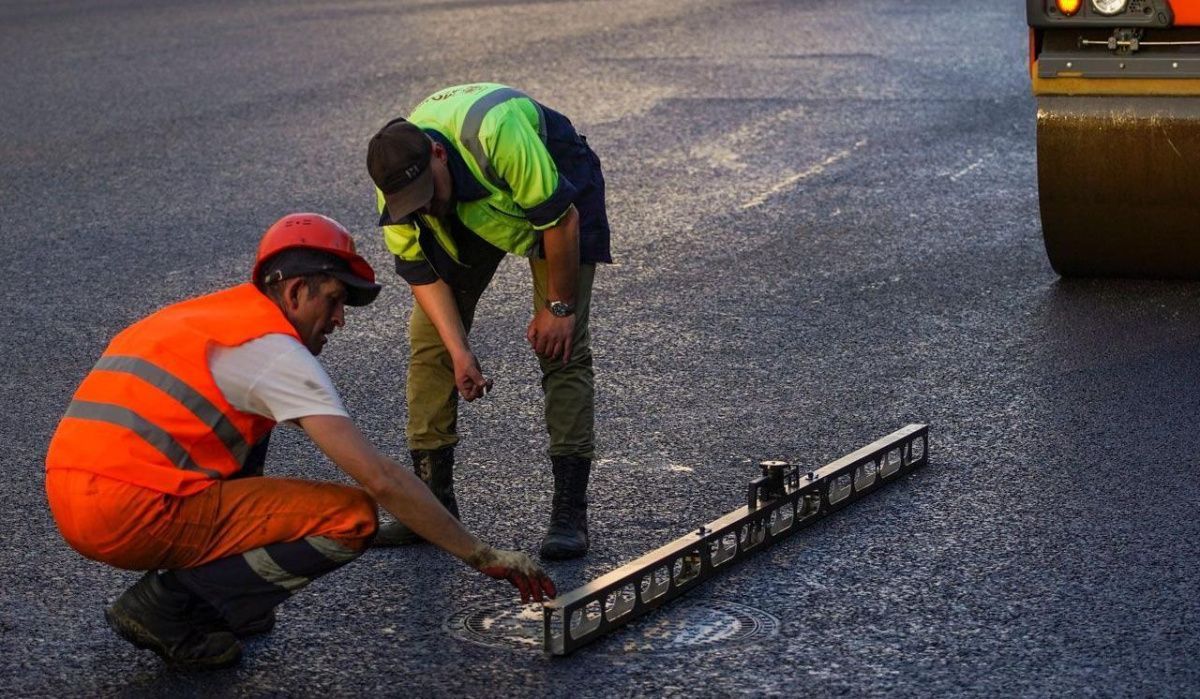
left=367, top=118, right=434, bottom=225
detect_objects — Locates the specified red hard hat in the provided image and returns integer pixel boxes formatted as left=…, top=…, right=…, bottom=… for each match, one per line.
left=252, top=213, right=380, bottom=305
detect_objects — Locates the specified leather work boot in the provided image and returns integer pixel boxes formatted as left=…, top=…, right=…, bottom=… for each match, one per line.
left=162, top=571, right=276, bottom=640
left=104, top=571, right=242, bottom=670
left=539, top=455, right=591, bottom=560
left=229, top=609, right=276, bottom=639
left=373, top=447, right=458, bottom=547
left=196, top=606, right=276, bottom=639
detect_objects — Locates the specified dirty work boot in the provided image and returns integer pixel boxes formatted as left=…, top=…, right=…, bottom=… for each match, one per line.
left=539, top=456, right=591, bottom=560
left=160, top=570, right=276, bottom=640
left=228, top=609, right=275, bottom=639
left=373, top=447, right=458, bottom=547
left=104, top=571, right=242, bottom=670
left=196, top=604, right=276, bottom=639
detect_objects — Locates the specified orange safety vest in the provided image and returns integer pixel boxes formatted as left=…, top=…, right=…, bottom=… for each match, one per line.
left=45, top=284, right=301, bottom=496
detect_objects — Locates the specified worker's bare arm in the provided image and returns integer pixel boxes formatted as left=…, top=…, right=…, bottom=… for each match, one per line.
left=297, top=414, right=556, bottom=602
left=541, top=205, right=580, bottom=307
left=410, top=280, right=491, bottom=400
left=409, top=280, right=469, bottom=357
left=527, top=206, right=579, bottom=364
left=299, top=414, right=481, bottom=559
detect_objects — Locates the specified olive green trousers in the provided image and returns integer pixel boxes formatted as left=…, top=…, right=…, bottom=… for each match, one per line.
left=406, top=257, right=596, bottom=459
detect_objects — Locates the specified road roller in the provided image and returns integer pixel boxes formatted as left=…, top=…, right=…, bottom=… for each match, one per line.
left=1029, top=0, right=1200, bottom=277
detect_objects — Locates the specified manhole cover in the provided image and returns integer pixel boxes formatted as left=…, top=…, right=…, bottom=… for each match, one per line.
left=445, top=599, right=778, bottom=654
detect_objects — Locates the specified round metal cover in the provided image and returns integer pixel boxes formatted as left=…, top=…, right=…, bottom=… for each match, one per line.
left=445, top=599, right=779, bottom=654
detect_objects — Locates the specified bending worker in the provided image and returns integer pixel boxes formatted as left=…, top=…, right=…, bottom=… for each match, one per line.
left=367, top=83, right=612, bottom=559
left=44, top=213, right=555, bottom=671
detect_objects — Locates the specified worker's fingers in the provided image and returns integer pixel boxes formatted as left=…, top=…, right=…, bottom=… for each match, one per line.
left=458, top=362, right=492, bottom=401
left=477, top=549, right=556, bottom=604
left=538, top=574, right=557, bottom=599
left=516, top=578, right=535, bottom=605
left=512, top=572, right=555, bottom=603
left=561, top=336, right=573, bottom=365
left=531, top=574, right=549, bottom=602
left=512, top=573, right=533, bottom=604
left=534, top=332, right=563, bottom=361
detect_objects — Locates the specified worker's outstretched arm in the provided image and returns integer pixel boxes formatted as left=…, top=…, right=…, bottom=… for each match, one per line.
left=410, top=279, right=491, bottom=401
left=527, top=205, right=580, bottom=364
left=299, top=414, right=555, bottom=602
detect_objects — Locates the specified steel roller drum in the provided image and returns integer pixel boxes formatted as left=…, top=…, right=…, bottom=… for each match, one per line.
left=1037, top=94, right=1200, bottom=277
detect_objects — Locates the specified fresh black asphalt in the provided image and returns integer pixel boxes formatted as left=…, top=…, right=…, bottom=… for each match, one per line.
left=2, top=0, right=1198, bottom=695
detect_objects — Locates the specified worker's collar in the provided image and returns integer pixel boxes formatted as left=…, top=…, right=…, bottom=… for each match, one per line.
left=431, top=131, right=489, bottom=204
left=377, top=130, right=489, bottom=227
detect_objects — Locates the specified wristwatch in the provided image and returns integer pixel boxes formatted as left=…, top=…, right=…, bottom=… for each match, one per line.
left=546, top=299, right=576, bottom=317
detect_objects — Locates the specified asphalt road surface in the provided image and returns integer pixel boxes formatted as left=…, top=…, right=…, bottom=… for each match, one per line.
left=3, top=0, right=1198, bottom=696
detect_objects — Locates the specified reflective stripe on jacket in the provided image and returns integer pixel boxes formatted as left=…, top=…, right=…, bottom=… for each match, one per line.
left=45, top=284, right=300, bottom=496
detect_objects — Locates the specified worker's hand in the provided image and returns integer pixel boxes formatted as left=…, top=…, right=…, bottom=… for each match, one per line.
left=526, top=308, right=575, bottom=365
left=467, top=545, right=557, bottom=603
left=451, top=350, right=493, bottom=401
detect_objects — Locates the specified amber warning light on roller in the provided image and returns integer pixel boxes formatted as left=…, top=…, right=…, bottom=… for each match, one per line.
left=1056, top=0, right=1082, bottom=15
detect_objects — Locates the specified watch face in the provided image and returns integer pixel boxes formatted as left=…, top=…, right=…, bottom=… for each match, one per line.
left=549, top=301, right=574, bottom=317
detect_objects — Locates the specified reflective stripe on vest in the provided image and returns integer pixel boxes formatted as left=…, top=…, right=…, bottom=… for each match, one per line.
left=460, top=87, right=546, bottom=191
left=92, top=355, right=252, bottom=465
left=64, top=400, right=223, bottom=479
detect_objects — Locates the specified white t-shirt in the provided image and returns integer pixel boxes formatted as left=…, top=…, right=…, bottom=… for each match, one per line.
left=209, top=334, right=348, bottom=423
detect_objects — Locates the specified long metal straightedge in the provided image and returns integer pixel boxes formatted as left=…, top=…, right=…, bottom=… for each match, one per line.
left=542, top=424, right=929, bottom=655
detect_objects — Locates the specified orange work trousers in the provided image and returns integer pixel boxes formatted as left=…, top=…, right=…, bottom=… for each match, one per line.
left=46, top=468, right=377, bottom=570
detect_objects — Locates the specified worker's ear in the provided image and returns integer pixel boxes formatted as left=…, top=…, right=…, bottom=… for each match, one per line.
left=281, top=277, right=306, bottom=312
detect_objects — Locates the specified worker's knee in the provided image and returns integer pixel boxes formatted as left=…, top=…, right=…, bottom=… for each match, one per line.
left=351, top=488, right=379, bottom=546
left=324, top=485, right=378, bottom=552
left=361, top=499, right=380, bottom=547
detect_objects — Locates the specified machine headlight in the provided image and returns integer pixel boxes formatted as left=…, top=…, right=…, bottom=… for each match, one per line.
left=1092, top=0, right=1128, bottom=15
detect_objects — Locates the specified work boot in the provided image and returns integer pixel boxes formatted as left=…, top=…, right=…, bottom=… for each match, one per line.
left=539, top=455, right=591, bottom=560
left=197, top=606, right=276, bottom=639
left=104, top=571, right=242, bottom=670
left=373, top=447, right=458, bottom=547
left=229, top=609, right=276, bottom=639
left=161, top=571, right=276, bottom=640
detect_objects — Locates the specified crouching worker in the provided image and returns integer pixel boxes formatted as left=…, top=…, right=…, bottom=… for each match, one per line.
left=44, top=213, right=555, bottom=671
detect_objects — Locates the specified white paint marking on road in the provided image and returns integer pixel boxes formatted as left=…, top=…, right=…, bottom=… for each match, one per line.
left=668, top=464, right=695, bottom=473
left=949, top=159, right=984, bottom=182
left=739, top=139, right=868, bottom=209
left=689, top=107, right=808, bottom=172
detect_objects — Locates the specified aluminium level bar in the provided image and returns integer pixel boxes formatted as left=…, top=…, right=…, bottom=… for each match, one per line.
left=542, top=424, right=929, bottom=656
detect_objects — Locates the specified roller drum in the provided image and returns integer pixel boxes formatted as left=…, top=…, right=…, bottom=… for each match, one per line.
left=1037, top=95, right=1200, bottom=277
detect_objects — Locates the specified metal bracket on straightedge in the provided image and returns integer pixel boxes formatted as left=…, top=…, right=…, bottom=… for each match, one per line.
left=541, top=423, right=930, bottom=656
